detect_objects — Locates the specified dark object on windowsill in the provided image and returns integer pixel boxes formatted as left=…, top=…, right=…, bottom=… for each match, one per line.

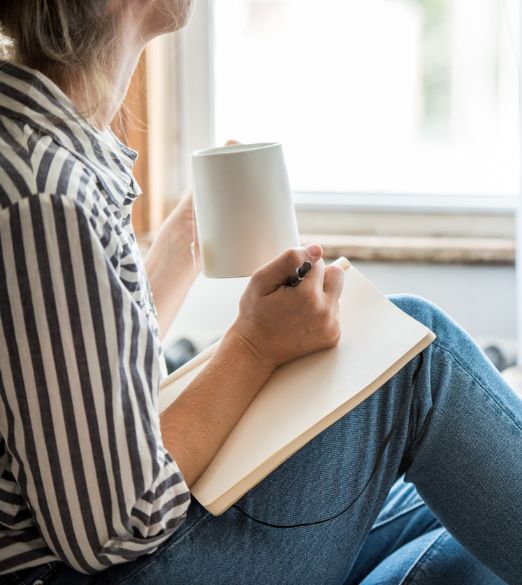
left=164, top=338, right=198, bottom=374
left=482, top=345, right=515, bottom=373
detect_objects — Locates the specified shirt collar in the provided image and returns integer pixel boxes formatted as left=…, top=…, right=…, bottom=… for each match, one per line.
left=0, top=60, right=141, bottom=206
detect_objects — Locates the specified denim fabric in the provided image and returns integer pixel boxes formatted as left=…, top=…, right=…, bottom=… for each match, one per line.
left=6, top=295, right=521, bottom=585
left=345, top=477, right=505, bottom=584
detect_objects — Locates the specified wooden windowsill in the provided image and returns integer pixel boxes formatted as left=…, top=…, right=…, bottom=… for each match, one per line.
left=138, top=233, right=515, bottom=265
left=300, top=234, right=515, bottom=265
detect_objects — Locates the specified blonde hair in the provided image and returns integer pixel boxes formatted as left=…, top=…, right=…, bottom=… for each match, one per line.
left=0, top=1, right=122, bottom=116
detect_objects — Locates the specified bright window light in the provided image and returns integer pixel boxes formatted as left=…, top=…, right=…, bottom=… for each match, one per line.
left=212, top=0, right=520, bottom=197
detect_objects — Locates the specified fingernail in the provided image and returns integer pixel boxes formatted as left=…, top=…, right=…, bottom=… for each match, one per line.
left=305, top=244, right=322, bottom=258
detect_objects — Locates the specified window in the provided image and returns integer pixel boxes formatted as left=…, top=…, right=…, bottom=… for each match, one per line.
left=175, top=0, right=521, bottom=237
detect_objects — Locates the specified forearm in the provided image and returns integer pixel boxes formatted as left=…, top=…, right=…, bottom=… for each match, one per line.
left=145, top=225, right=196, bottom=338
left=160, top=328, right=275, bottom=487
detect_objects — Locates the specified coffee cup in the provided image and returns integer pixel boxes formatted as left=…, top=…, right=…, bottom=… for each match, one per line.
left=192, top=142, right=300, bottom=277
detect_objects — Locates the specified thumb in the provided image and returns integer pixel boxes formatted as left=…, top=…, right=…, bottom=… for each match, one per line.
left=323, top=264, right=345, bottom=302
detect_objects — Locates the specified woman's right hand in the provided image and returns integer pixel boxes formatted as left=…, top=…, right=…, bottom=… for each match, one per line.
left=228, top=244, right=345, bottom=371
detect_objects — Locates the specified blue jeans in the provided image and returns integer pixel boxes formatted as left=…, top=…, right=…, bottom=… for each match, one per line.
left=6, top=296, right=522, bottom=584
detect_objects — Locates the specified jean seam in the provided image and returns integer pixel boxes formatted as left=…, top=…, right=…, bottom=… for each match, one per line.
left=370, top=501, right=426, bottom=531
left=4, top=562, right=61, bottom=585
left=114, top=509, right=211, bottom=585
left=35, top=563, right=62, bottom=584
left=432, top=340, right=522, bottom=433
left=397, top=530, right=446, bottom=585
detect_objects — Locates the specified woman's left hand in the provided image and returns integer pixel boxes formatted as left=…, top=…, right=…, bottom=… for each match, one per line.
left=157, top=139, right=239, bottom=278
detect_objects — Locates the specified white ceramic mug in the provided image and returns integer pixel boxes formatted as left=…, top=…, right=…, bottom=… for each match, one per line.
left=192, top=142, right=300, bottom=277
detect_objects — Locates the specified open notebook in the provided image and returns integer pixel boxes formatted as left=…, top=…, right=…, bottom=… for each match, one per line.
left=159, top=260, right=435, bottom=515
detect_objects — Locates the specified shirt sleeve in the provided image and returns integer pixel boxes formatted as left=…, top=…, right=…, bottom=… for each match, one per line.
left=0, top=193, right=191, bottom=573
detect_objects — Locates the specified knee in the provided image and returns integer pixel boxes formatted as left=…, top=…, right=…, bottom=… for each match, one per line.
left=388, top=294, right=452, bottom=336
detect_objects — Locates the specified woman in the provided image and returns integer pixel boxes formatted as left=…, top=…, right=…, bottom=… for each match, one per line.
left=0, top=1, right=520, bottom=584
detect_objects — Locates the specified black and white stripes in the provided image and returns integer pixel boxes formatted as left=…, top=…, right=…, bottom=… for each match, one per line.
left=0, top=61, right=190, bottom=575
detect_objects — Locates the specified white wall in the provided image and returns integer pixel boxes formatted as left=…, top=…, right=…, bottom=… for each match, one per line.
left=166, top=262, right=517, bottom=361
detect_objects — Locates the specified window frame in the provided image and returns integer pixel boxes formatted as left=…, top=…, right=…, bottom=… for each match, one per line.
left=174, top=0, right=520, bottom=239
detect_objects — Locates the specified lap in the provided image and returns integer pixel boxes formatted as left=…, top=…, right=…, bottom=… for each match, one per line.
left=94, top=361, right=425, bottom=585
left=41, top=370, right=423, bottom=585
left=19, top=473, right=500, bottom=585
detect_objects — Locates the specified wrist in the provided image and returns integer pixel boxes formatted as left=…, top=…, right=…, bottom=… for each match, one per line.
left=221, top=325, right=277, bottom=378
left=146, top=228, right=195, bottom=284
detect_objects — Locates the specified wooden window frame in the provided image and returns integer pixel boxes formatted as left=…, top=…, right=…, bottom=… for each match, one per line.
left=114, top=41, right=173, bottom=237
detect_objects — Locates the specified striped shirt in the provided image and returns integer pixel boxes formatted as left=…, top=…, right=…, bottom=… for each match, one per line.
left=0, top=60, right=191, bottom=575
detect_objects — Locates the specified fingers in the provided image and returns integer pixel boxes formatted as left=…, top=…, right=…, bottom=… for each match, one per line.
left=225, top=139, right=239, bottom=146
left=250, top=245, right=345, bottom=305
left=300, top=256, right=325, bottom=293
left=323, top=264, right=345, bottom=302
left=251, top=244, right=324, bottom=295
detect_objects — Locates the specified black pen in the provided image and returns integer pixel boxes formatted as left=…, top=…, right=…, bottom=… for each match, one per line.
left=285, top=256, right=351, bottom=288
left=285, top=260, right=313, bottom=287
